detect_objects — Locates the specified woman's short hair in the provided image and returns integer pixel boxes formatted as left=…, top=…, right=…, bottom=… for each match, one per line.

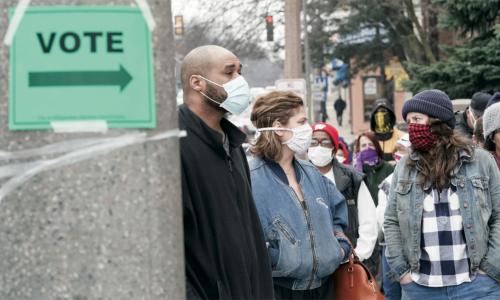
left=250, top=91, right=304, bottom=161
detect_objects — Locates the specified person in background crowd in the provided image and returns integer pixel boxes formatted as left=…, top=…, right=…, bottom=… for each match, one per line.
left=377, top=133, right=411, bottom=300
left=337, top=137, right=351, bottom=165
left=308, top=123, right=378, bottom=272
left=454, top=92, right=491, bottom=139
left=487, top=92, right=500, bottom=108
left=384, top=89, right=500, bottom=300
left=334, top=96, right=347, bottom=126
left=352, top=131, right=394, bottom=278
left=483, top=102, right=500, bottom=170
left=249, top=91, right=351, bottom=299
left=370, top=99, right=403, bottom=163
left=179, top=45, right=274, bottom=299
left=390, top=134, right=411, bottom=162
left=335, top=137, right=348, bottom=164
left=353, top=131, right=395, bottom=206
left=473, top=116, right=485, bottom=148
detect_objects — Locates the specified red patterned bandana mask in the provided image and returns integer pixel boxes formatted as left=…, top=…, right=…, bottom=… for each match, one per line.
left=408, top=123, right=438, bottom=151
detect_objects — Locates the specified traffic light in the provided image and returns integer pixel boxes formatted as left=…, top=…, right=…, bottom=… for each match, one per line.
left=174, top=15, right=184, bottom=36
left=265, top=15, right=273, bottom=41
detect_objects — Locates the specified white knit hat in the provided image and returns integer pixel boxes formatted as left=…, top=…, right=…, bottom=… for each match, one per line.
left=483, top=102, right=500, bottom=150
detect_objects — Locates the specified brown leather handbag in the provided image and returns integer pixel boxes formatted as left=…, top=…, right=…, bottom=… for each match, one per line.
left=332, top=251, right=385, bottom=300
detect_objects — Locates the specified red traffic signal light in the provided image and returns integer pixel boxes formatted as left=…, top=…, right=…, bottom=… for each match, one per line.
left=265, top=15, right=273, bottom=41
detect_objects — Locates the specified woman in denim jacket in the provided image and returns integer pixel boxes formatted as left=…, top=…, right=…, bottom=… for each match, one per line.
left=384, top=89, right=500, bottom=300
left=248, top=91, right=351, bottom=299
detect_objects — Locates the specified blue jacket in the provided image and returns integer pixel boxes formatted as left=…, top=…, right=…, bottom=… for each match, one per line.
left=384, top=148, right=500, bottom=282
left=249, top=157, right=351, bottom=290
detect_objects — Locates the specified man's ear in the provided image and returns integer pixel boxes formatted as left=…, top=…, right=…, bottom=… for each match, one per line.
left=190, top=75, right=204, bottom=92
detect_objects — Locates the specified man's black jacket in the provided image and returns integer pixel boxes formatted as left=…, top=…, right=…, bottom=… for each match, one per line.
left=179, top=104, right=274, bottom=299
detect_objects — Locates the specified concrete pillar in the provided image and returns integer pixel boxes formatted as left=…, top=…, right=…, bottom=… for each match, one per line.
left=284, top=0, right=302, bottom=79
left=0, top=1, right=184, bottom=299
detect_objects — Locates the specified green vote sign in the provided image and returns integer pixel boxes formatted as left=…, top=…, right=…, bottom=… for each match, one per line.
left=9, top=6, right=156, bottom=130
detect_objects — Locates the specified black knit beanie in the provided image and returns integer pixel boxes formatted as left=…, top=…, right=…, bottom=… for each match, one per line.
left=470, top=92, right=491, bottom=116
left=486, top=92, right=500, bottom=108
left=402, top=89, right=455, bottom=128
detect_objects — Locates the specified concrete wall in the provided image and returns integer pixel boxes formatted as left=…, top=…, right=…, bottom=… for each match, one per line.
left=0, top=1, right=184, bottom=299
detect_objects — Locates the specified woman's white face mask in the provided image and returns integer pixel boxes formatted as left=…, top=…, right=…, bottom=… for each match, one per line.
left=256, top=124, right=313, bottom=155
left=308, top=146, right=333, bottom=167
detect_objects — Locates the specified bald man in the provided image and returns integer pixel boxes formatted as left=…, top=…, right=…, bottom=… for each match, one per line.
left=179, top=45, right=274, bottom=299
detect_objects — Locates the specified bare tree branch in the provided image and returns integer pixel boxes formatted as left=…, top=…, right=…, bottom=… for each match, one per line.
left=402, top=0, right=437, bottom=63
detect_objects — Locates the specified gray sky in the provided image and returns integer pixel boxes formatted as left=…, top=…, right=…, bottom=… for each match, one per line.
left=172, top=0, right=286, bottom=62
left=171, top=0, right=201, bottom=22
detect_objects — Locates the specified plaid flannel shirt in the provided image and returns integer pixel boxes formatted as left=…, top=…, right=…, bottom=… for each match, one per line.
left=410, top=186, right=472, bottom=287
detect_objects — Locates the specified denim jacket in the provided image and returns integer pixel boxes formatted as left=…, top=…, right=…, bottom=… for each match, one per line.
left=249, top=157, right=351, bottom=290
left=384, top=148, right=500, bottom=282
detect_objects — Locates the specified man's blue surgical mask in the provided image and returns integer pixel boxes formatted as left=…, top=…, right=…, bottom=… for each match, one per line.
left=198, top=75, right=251, bottom=115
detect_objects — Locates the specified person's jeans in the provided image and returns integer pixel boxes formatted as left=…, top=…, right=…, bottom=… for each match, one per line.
left=382, top=245, right=402, bottom=300
left=401, top=273, right=500, bottom=300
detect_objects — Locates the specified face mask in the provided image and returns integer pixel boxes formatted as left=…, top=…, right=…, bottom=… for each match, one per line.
left=198, top=75, right=251, bottom=115
left=408, top=123, right=438, bottom=151
left=308, top=146, right=333, bottom=167
left=393, top=152, right=404, bottom=162
left=374, top=109, right=392, bottom=135
left=257, top=124, right=313, bottom=155
left=336, top=155, right=345, bottom=163
left=354, top=148, right=379, bottom=171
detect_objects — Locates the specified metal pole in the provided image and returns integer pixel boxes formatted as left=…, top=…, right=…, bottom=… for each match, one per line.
left=302, top=0, right=313, bottom=122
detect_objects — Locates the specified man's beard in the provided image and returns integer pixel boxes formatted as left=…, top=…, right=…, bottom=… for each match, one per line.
left=203, top=84, right=228, bottom=113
